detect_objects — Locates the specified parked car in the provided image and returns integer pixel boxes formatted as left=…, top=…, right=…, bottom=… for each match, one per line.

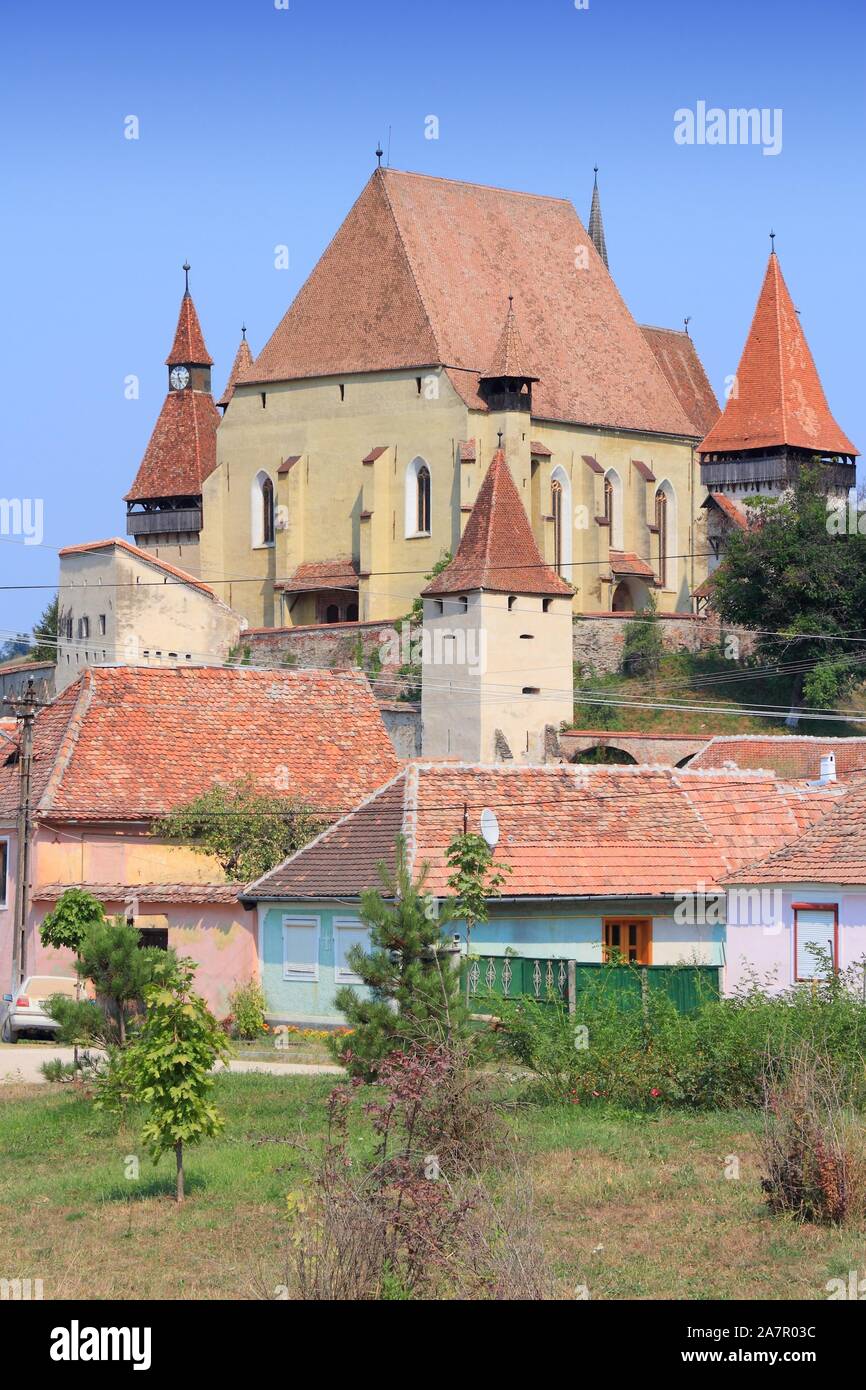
left=0, top=976, right=80, bottom=1042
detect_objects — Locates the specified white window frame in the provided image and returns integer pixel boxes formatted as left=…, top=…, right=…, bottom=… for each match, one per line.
left=334, top=916, right=370, bottom=985
left=550, top=464, right=573, bottom=579
left=251, top=469, right=276, bottom=549
left=0, top=836, right=8, bottom=909
left=404, top=456, right=432, bottom=538
left=604, top=468, right=624, bottom=550
left=282, top=914, right=320, bottom=982
left=654, top=478, right=676, bottom=591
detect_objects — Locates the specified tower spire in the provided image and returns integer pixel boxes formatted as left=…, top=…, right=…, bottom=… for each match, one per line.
left=183, top=260, right=191, bottom=295
left=588, top=166, right=609, bottom=270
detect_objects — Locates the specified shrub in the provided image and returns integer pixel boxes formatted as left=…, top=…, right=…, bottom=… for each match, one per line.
left=227, top=979, right=267, bottom=1039
left=621, top=595, right=664, bottom=675
left=760, top=1046, right=864, bottom=1225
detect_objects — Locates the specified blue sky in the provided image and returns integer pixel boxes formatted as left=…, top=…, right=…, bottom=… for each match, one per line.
left=1, top=0, right=863, bottom=636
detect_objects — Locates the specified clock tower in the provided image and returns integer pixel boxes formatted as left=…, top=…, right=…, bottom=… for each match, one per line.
left=124, top=265, right=219, bottom=576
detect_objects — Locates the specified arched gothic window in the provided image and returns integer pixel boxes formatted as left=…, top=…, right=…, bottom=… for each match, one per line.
left=417, top=465, right=431, bottom=534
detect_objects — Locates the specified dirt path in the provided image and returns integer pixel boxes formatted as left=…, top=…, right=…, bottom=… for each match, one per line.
left=0, top=1044, right=342, bottom=1086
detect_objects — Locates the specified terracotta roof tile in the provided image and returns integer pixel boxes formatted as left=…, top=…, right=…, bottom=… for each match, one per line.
left=124, top=388, right=219, bottom=501
left=245, top=764, right=840, bottom=901
left=689, top=735, right=866, bottom=780
left=240, top=168, right=696, bottom=436
left=641, top=326, right=720, bottom=437
left=166, top=291, right=213, bottom=367
left=422, top=449, right=572, bottom=597
left=0, top=667, right=397, bottom=825
left=481, top=299, right=537, bottom=381
left=459, top=440, right=477, bottom=462
left=631, top=458, right=656, bottom=482
left=609, top=550, right=656, bottom=579
left=217, top=334, right=254, bottom=407
left=277, top=455, right=301, bottom=476
left=275, top=559, right=360, bottom=594
left=36, top=882, right=243, bottom=904
left=582, top=454, right=604, bottom=474
left=703, top=492, right=749, bottom=529
left=699, top=253, right=857, bottom=457
left=530, top=441, right=552, bottom=457
left=362, top=446, right=388, bottom=463
left=727, top=776, right=866, bottom=885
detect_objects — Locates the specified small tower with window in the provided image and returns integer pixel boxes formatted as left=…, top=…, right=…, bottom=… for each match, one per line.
left=420, top=448, right=574, bottom=763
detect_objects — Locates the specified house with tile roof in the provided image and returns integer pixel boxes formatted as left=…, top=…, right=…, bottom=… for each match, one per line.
left=124, top=267, right=221, bottom=577
left=241, top=762, right=840, bottom=1024
left=697, top=249, right=858, bottom=583
left=0, top=666, right=398, bottom=1010
left=199, top=165, right=719, bottom=628
left=55, top=538, right=245, bottom=692
left=723, top=776, right=866, bottom=994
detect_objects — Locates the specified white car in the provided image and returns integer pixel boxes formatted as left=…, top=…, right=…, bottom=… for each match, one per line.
left=0, top=976, right=80, bottom=1042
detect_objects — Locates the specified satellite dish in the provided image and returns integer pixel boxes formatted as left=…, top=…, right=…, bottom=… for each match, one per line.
left=480, top=807, right=500, bottom=848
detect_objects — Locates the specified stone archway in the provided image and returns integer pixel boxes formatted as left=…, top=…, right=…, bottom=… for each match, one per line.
left=611, top=581, right=634, bottom=612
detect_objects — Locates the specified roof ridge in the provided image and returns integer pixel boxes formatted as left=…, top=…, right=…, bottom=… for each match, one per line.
left=381, top=166, right=573, bottom=205
left=37, top=671, right=96, bottom=814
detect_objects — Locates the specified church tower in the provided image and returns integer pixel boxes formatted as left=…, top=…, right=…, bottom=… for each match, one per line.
left=420, top=448, right=574, bottom=764
left=124, top=265, right=219, bottom=575
left=588, top=166, right=609, bottom=269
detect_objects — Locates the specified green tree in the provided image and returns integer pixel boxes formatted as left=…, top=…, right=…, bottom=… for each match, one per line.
left=331, top=841, right=466, bottom=1078
left=75, top=917, right=169, bottom=1045
left=40, top=889, right=107, bottom=1062
left=152, top=775, right=326, bottom=883
left=710, top=461, right=866, bottom=712
left=621, top=593, right=664, bottom=676
left=30, top=594, right=59, bottom=663
left=102, top=957, right=229, bottom=1203
left=445, top=830, right=510, bottom=1002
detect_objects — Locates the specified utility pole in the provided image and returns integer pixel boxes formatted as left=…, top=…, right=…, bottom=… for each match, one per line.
left=3, top=679, right=42, bottom=988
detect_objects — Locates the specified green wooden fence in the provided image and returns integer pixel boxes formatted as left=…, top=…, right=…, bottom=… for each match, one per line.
left=466, top=956, right=720, bottom=1015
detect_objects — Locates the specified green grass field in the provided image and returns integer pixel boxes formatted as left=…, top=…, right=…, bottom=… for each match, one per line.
left=2, top=1073, right=864, bottom=1300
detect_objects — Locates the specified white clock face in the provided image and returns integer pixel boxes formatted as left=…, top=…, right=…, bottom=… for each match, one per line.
left=170, top=366, right=190, bottom=390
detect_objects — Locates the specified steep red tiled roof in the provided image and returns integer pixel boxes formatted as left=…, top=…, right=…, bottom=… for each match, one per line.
left=0, top=667, right=397, bottom=825
left=124, top=389, right=219, bottom=501
left=240, top=168, right=697, bottom=436
left=727, top=776, right=866, bottom=885
left=481, top=299, right=537, bottom=380
left=703, top=492, right=749, bottom=529
left=217, top=334, right=254, bottom=407
left=422, top=449, right=572, bottom=597
left=166, top=291, right=213, bottom=367
left=36, top=882, right=243, bottom=904
left=609, top=550, right=655, bottom=579
left=689, top=735, right=866, bottom=780
left=275, top=559, right=360, bottom=594
left=530, top=441, right=552, bottom=457
left=58, top=537, right=218, bottom=597
left=641, top=326, right=720, bottom=437
left=699, top=253, right=857, bottom=457
left=244, top=764, right=840, bottom=901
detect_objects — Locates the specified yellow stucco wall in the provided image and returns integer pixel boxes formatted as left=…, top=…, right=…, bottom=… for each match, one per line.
left=201, top=369, right=705, bottom=628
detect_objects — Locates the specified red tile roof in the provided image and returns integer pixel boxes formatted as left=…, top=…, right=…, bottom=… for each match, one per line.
left=582, top=454, right=604, bottom=474
left=703, top=492, right=749, bottom=529
left=481, top=299, right=537, bottom=380
left=36, top=882, right=243, bottom=904
left=609, top=550, right=655, bottom=579
left=641, top=325, right=721, bottom=437
left=422, top=449, right=572, bottom=597
left=217, top=334, right=254, bottom=407
left=688, top=735, right=866, bottom=780
left=530, top=441, right=552, bottom=457
left=240, top=168, right=698, bottom=437
left=0, top=667, right=397, bottom=826
left=459, top=440, right=477, bottom=462
left=362, top=446, right=388, bottom=464
left=124, top=388, right=219, bottom=501
left=166, top=291, right=213, bottom=367
left=699, top=253, right=857, bottom=457
left=58, top=537, right=218, bottom=597
left=631, top=458, right=656, bottom=482
left=275, top=559, right=360, bottom=594
left=244, top=764, right=840, bottom=901
left=727, top=776, right=866, bottom=885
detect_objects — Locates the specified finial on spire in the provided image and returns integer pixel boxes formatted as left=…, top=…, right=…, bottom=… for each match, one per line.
left=375, top=142, right=383, bottom=167
left=683, top=316, right=691, bottom=337
left=183, top=260, right=191, bottom=294
left=769, top=229, right=776, bottom=254
left=593, top=164, right=599, bottom=183
left=497, top=430, right=503, bottom=449
left=241, top=322, right=247, bottom=340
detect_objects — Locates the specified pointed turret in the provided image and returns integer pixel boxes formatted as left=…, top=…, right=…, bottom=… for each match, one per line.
left=478, top=298, right=538, bottom=414
left=422, top=448, right=571, bottom=598
left=217, top=327, right=254, bottom=409
left=588, top=167, right=608, bottom=270
left=124, top=266, right=219, bottom=575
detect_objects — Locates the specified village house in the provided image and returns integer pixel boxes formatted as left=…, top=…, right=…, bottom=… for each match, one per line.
left=0, top=666, right=398, bottom=1012
left=241, top=762, right=841, bottom=1026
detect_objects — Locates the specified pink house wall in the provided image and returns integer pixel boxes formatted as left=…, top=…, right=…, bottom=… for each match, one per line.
left=724, top=885, right=866, bottom=994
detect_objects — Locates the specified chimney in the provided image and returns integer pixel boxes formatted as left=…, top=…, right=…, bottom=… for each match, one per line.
left=819, top=752, right=837, bottom=784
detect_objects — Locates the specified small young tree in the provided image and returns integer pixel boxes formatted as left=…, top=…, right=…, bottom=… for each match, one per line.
left=105, top=957, right=229, bottom=1203
left=621, top=593, right=664, bottom=676
left=445, top=830, right=510, bottom=1002
left=40, top=889, right=106, bottom=1063
left=332, top=841, right=466, bottom=1078
left=152, top=775, right=325, bottom=883
left=75, top=916, right=168, bottom=1045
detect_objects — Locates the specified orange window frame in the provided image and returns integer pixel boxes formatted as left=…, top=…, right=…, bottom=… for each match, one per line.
left=603, top=917, right=652, bottom=965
